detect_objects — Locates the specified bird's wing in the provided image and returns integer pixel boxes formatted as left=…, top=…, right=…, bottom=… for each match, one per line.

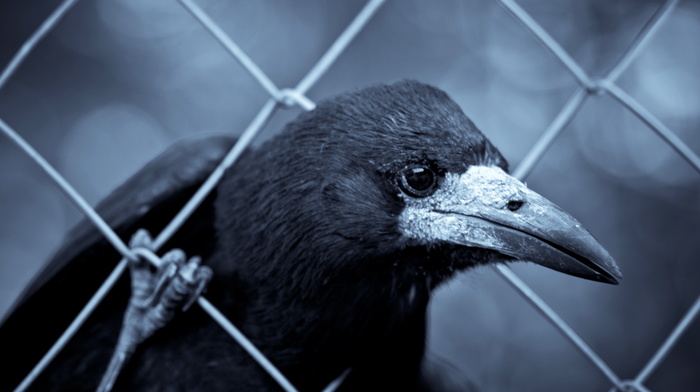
left=0, top=134, right=235, bottom=391
left=18, top=134, right=235, bottom=306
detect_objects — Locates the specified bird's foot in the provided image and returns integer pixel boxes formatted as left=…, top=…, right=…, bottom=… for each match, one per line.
left=125, top=229, right=212, bottom=338
left=97, top=229, right=213, bottom=392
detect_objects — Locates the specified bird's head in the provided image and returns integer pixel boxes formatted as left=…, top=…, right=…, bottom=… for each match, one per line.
left=213, top=80, right=621, bottom=389
left=217, top=80, right=620, bottom=301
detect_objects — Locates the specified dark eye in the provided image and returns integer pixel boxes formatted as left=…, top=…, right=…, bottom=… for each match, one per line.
left=399, top=167, right=437, bottom=198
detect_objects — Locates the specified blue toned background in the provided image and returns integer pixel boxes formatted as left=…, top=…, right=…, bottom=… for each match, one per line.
left=1, top=0, right=699, bottom=391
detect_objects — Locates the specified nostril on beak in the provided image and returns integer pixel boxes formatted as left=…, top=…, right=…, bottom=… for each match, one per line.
left=506, top=200, right=524, bottom=212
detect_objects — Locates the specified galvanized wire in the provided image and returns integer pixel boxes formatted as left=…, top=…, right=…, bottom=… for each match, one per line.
left=12, top=260, right=129, bottom=392
left=294, top=0, right=386, bottom=95
left=9, top=97, right=282, bottom=392
left=499, top=0, right=594, bottom=89
left=495, top=265, right=623, bottom=386
left=605, top=0, right=680, bottom=83
left=634, top=293, right=700, bottom=384
left=0, top=118, right=135, bottom=262
left=0, top=0, right=79, bottom=92
left=511, top=87, right=588, bottom=180
left=508, top=0, right=685, bottom=181
left=198, top=297, right=299, bottom=392
left=604, top=82, right=700, bottom=175
left=152, top=98, right=279, bottom=250
left=179, top=0, right=284, bottom=104
left=4, top=0, right=384, bottom=390
left=2, top=0, right=698, bottom=391
left=499, top=0, right=700, bottom=389
left=181, top=0, right=385, bottom=110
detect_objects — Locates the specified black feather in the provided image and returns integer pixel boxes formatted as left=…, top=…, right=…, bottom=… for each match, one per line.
left=1, top=80, right=505, bottom=391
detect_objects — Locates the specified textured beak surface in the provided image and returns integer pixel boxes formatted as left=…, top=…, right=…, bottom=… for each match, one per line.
left=399, top=166, right=621, bottom=284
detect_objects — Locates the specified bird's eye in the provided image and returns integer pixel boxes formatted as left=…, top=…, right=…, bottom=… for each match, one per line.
left=399, top=166, right=437, bottom=198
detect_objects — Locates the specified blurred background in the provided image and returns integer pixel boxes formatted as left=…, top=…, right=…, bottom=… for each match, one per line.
left=0, top=0, right=699, bottom=391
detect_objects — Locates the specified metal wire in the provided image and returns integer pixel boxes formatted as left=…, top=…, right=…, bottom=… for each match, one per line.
left=605, top=0, right=679, bottom=83
left=511, top=87, right=588, bottom=180
left=6, top=0, right=385, bottom=390
left=198, top=297, right=299, bottom=392
left=294, top=0, right=386, bottom=95
left=495, top=265, right=623, bottom=387
left=13, top=260, right=129, bottom=392
left=0, top=8, right=145, bottom=387
left=634, top=293, right=700, bottom=384
left=152, top=98, right=279, bottom=249
left=498, top=0, right=594, bottom=90
left=156, top=99, right=303, bottom=392
left=180, top=0, right=386, bottom=109
left=509, top=0, right=681, bottom=181
left=0, top=0, right=79, bottom=92
left=498, top=0, right=700, bottom=390
left=2, top=0, right=698, bottom=391
left=0, top=118, right=135, bottom=262
left=179, top=0, right=284, bottom=103
left=9, top=97, right=281, bottom=392
left=604, top=82, right=700, bottom=175
left=321, top=368, right=353, bottom=392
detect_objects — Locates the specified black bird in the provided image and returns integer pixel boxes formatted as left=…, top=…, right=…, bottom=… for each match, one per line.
left=0, top=80, right=620, bottom=391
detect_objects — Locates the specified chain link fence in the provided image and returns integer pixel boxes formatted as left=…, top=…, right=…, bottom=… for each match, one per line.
left=0, top=0, right=698, bottom=391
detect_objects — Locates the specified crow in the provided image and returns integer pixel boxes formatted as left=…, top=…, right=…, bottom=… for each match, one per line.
left=0, top=80, right=621, bottom=391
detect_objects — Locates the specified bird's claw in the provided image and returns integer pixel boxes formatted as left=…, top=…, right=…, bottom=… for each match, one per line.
left=97, top=229, right=212, bottom=392
left=125, top=229, right=212, bottom=340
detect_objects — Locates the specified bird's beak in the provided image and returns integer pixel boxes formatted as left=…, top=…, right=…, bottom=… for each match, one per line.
left=399, top=166, right=621, bottom=284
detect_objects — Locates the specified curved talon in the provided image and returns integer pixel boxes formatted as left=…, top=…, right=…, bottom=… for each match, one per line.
left=179, top=255, right=201, bottom=281
left=183, top=261, right=213, bottom=311
left=147, top=261, right=179, bottom=308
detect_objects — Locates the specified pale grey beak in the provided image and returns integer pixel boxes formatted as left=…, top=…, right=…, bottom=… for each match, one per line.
left=399, top=166, right=621, bottom=284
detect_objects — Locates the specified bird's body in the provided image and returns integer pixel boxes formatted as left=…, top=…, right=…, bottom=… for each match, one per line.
left=0, top=81, right=620, bottom=391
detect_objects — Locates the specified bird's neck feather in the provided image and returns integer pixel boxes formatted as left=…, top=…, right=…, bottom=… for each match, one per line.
left=209, top=145, right=443, bottom=388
